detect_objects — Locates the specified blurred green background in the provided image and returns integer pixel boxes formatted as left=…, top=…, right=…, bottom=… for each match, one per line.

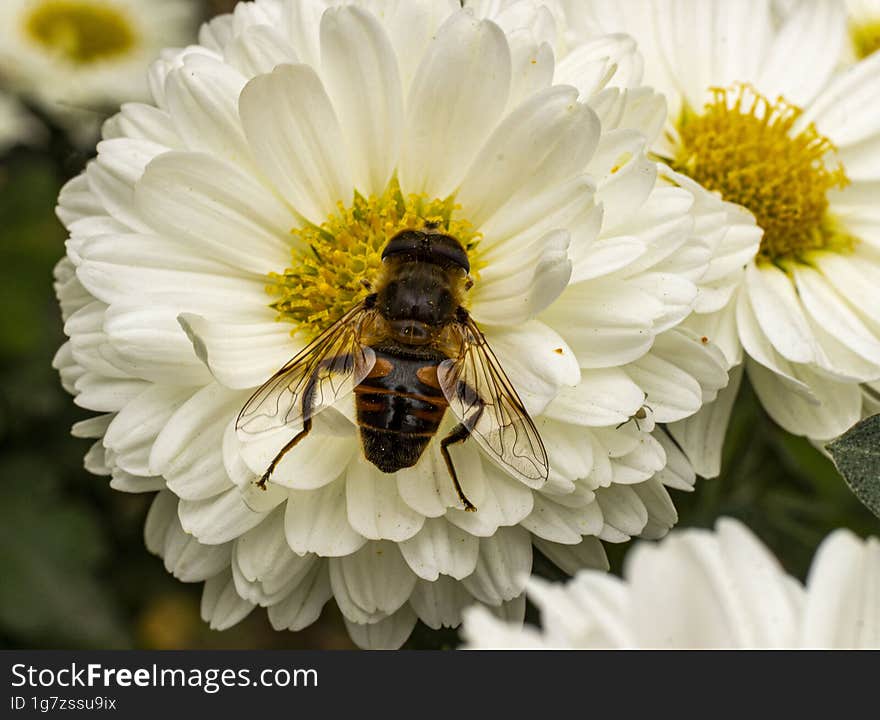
left=0, top=0, right=876, bottom=652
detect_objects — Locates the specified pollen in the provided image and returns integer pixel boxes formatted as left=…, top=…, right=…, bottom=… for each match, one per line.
left=25, top=0, right=138, bottom=64
left=851, top=19, right=880, bottom=59
left=267, top=178, right=481, bottom=340
left=672, top=84, right=856, bottom=264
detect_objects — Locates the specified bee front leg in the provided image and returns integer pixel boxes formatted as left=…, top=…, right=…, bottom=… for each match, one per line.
left=440, top=396, right=485, bottom=513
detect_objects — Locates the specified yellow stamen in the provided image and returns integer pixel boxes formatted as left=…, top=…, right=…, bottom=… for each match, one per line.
left=268, top=178, right=481, bottom=340
left=25, top=0, right=138, bottom=65
left=672, top=84, right=856, bottom=264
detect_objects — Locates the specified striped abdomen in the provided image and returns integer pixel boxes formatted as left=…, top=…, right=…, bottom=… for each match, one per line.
left=354, top=349, right=448, bottom=473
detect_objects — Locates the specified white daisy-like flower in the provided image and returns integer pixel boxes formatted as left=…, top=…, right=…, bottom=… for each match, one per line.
left=463, top=517, right=880, bottom=649
left=0, top=89, right=42, bottom=152
left=54, top=0, right=729, bottom=649
left=0, top=0, right=197, bottom=119
left=554, top=0, right=880, bottom=474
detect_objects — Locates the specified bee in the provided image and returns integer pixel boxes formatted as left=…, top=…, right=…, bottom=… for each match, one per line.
left=236, top=225, right=549, bottom=512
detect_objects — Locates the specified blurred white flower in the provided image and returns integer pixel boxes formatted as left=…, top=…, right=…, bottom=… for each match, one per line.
left=0, top=90, right=43, bottom=152
left=0, top=0, right=196, bottom=127
left=554, top=0, right=880, bottom=473
left=55, top=0, right=728, bottom=649
left=463, top=517, right=880, bottom=649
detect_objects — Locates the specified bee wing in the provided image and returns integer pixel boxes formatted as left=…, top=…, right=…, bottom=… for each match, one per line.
left=437, top=315, right=549, bottom=487
left=236, top=304, right=378, bottom=437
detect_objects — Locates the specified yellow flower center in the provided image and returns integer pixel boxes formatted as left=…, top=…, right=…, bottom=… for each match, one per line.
left=851, top=19, right=880, bottom=59
left=268, top=179, right=481, bottom=340
left=672, top=84, right=856, bottom=264
left=24, top=0, right=138, bottom=65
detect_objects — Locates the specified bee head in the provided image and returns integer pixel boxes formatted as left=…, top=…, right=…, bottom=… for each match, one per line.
left=382, top=228, right=470, bottom=273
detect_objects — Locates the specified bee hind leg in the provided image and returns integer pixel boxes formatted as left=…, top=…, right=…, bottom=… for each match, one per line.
left=440, top=402, right=485, bottom=513
left=257, top=417, right=312, bottom=490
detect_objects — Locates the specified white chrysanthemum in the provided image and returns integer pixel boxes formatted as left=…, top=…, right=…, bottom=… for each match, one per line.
left=554, top=0, right=880, bottom=473
left=54, top=0, right=729, bottom=649
left=463, top=517, right=880, bottom=649
left=0, top=90, right=42, bottom=152
left=0, top=0, right=196, bottom=118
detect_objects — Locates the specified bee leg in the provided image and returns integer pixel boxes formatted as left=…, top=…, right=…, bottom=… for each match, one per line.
left=257, top=417, right=313, bottom=490
left=257, top=371, right=323, bottom=490
left=440, top=401, right=485, bottom=513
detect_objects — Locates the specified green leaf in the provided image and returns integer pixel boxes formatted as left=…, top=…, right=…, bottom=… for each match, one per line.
left=827, top=414, right=880, bottom=519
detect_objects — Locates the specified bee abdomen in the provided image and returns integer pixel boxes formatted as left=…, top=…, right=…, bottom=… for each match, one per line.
left=359, top=426, right=433, bottom=473
left=354, top=351, right=449, bottom=474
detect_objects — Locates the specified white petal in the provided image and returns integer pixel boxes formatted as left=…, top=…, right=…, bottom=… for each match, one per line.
left=164, top=54, right=251, bottom=166
left=629, top=519, right=802, bottom=648
left=201, top=571, right=255, bottom=630
left=793, top=264, right=880, bottom=367
left=798, top=51, right=880, bottom=148
left=668, top=364, right=743, bottom=479
left=144, top=490, right=178, bottom=555
left=461, top=526, right=532, bottom=605
left=446, top=460, right=534, bottom=537
left=521, top=493, right=601, bottom=544
left=532, top=535, right=610, bottom=575
left=757, top=0, right=845, bottom=107
left=103, top=304, right=212, bottom=386
left=149, top=384, right=246, bottom=500
left=237, top=417, right=357, bottom=491
left=224, top=25, right=299, bottom=77
left=595, top=484, right=647, bottom=540
left=162, top=515, right=232, bottom=582
left=543, top=280, right=660, bottom=368
left=399, top=517, right=480, bottom=581
left=409, top=576, right=472, bottom=629
left=632, top=478, right=677, bottom=539
left=285, top=478, right=367, bottom=556
left=267, top=563, right=333, bottom=631
left=320, top=5, right=404, bottom=195
left=747, top=359, right=861, bottom=440
left=456, top=86, right=600, bottom=228
left=544, top=368, right=644, bottom=427
left=556, top=35, right=641, bottom=98
left=179, top=487, right=272, bottom=545
left=471, top=229, right=572, bottom=326
left=346, top=461, right=425, bottom=542
left=378, top=0, right=459, bottom=92
left=483, top=321, right=579, bottom=417
left=105, top=385, right=193, bottom=477
left=399, top=11, right=511, bottom=198
left=329, top=541, right=418, bottom=622
left=745, top=263, right=818, bottom=364
left=178, top=313, right=297, bottom=390
left=85, top=141, right=160, bottom=233
left=239, top=64, right=353, bottom=225
left=344, top=606, right=418, bottom=650
left=801, top=532, right=880, bottom=649
left=73, top=375, right=149, bottom=413
left=135, top=151, right=293, bottom=274
left=396, top=441, right=484, bottom=517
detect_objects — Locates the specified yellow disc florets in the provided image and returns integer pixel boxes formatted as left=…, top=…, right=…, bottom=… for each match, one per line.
left=25, top=0, right=138, bottom=64
left=672, top=84, right=855, bottom=264
left=851, top=19, right=880, bottom=59
left=268, top=179, right=481, bottom=340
